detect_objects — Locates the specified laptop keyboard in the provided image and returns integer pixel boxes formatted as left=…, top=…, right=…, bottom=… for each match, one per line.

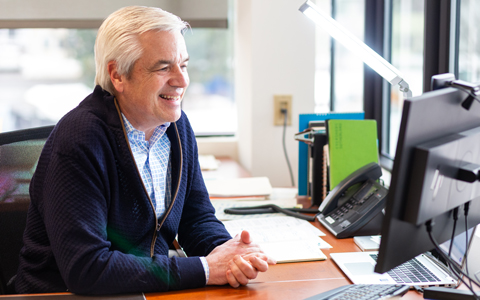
left=370, top=254, right=441, bottom=284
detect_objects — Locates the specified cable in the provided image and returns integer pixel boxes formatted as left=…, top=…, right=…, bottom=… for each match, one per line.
left=448, top=207, right=459, bottom=257
left=281, top=108, right=295, bottom=187
left=426, top=222, right=473, bottom=292
left=464, top=202, right=473, bottom=290
left=224, top=204, right=319, bottom=221
left=425, top=220, right=480, bottom=299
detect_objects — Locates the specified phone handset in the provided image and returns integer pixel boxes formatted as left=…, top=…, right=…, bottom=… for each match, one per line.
left=319, top=162, right=382, bottom=214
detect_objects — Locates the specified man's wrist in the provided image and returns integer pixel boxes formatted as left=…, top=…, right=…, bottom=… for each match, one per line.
left=200, top=256, right=210, bottom=284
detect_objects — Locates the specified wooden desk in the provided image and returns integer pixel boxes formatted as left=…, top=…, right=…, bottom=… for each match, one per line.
left=0, top=158, right=425, bottom=299
left=144, top=207, right=424, bottom=300
left=1, top=202, right=424, bottom=299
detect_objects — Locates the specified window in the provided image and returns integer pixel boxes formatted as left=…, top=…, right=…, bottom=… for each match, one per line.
left=0, top=28, right=96, bottom=132
left=332, top=0, right=365, bottom=113
left=182, top=27, right=235, bottom=136
left=314, top=0, right=365, bottom=113
left=314, top=0, right=332, bottom=113
left=457, top=0, right=480, bottom=83
left=312, top=1, right=480, bottom=168
left=0, top=2, right=234, bottom=136
left=376, top=0, right=480, bottom=168
left=386, top=0, right=424, bottom=158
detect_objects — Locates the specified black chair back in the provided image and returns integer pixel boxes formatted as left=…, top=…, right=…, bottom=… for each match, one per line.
left=0, top=125, right=54, bottom=294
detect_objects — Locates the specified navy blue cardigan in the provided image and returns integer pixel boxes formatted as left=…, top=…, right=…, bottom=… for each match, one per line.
left=15, top=86, right=231, bottom=294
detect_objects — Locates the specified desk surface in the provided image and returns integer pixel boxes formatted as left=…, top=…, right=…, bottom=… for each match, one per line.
left=147, top=158, right=424, bottom=299
left=144, top=198, right=424, bottom=300
left=0, top=158, right=425, bottom=299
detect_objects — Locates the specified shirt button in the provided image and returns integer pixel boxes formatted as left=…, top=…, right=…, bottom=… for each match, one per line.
left=155, top=186, right=160, bottom=192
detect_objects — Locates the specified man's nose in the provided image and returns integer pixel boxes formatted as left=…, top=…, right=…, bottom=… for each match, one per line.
left=170, top=66, right=189, bottom=88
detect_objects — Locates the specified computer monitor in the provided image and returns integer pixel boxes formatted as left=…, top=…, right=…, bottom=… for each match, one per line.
left=375, top=85, right=480, bottom=275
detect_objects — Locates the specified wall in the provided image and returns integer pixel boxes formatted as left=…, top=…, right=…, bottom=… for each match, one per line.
left=235, top=0, right=316, bottom=187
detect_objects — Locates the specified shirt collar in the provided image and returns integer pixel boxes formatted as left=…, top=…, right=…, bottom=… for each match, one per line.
left=121, top=113, right=170, bottom=144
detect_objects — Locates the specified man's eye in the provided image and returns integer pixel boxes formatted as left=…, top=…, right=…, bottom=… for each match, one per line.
left=154, top=65, right=168, bottom=72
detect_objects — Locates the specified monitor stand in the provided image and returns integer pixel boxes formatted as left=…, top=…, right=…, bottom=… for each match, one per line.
left=423, top=287, right=479, bottom=300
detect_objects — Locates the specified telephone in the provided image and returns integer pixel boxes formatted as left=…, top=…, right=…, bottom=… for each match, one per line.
left=317, top=162, right=388, bottom=239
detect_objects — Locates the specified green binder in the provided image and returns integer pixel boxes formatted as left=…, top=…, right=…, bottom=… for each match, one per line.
left=327, top=119, right=379, bottom=190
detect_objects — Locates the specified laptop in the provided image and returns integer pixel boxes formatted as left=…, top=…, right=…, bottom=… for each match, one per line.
left=330, top=227, right=475, bottom=288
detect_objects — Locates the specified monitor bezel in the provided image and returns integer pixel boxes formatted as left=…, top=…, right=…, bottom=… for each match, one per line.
left=375, top=87, right=480, bottom=274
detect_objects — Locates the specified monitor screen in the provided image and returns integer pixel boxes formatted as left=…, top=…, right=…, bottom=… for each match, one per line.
left=375, top=86, right=480, bottom=274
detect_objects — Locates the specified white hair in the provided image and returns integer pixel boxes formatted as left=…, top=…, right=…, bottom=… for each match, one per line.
left=94, top=6, right=189, bottom=94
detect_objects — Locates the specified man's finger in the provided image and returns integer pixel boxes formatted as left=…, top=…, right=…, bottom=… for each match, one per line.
left=246, top=253, right=276, bottom=267
left=233, top=255, right=258, bottom=280
left=226, top=269, right=240, bottom=288
left=229, top=256, right=251, bottom=285
left=263, top=254, right=277, bottom=265
left=240, top=230, right=252, bottom=244
left=249, top=256, right=269, bottom=272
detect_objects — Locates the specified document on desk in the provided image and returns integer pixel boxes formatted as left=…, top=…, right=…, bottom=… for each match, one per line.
left=205, top=176, right=273, bottom=198
left=198, top=154, right=220, bottom=170
left=223, top=216, right=330, bottom=263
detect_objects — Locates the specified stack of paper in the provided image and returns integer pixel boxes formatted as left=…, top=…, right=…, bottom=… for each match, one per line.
left=223, top=216, right=331, bottom=263
left=198, top=154, right=220, bottom=171
left=205, top=176, right=273, bottom=200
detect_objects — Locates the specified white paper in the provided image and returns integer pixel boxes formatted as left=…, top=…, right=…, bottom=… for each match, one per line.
left=205, top=177, right=273, bottom=197
left=223, top=216, right=331, bottom=263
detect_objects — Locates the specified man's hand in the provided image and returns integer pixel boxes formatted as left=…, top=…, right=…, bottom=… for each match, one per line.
left=206, top=230, right=276, bottom=287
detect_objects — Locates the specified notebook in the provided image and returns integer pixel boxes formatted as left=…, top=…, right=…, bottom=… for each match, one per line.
left=331, top=227, right=475, bottom=288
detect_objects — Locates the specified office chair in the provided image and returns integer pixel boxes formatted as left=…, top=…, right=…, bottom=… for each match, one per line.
left=0, top=125, right=54, bottom=294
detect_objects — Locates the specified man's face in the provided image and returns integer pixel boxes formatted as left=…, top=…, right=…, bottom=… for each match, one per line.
left=113, top=30, right=189, bottom=136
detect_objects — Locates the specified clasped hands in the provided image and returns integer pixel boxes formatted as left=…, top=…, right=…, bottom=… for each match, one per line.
left=206, top=230, right=276, bottom=288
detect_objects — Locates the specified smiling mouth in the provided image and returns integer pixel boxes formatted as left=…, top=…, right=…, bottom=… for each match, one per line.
left=160, top=94, right=181, bottom=101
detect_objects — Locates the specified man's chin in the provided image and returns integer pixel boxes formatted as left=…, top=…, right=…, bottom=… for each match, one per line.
left=165, top=110, right=182, bottom=123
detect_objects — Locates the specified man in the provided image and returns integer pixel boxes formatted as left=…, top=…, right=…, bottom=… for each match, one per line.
left=15, top=6, right=275, bottom=295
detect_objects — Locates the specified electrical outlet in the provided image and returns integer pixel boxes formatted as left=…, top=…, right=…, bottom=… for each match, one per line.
left=274, top=95, right=292, bottom=126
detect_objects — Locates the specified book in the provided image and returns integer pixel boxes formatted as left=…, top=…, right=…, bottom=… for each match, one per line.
left=297, top=112, right=364, bottom=196
left=222, top=216, right=330, bottom=263
left=326, top=119, right=379, bottom=190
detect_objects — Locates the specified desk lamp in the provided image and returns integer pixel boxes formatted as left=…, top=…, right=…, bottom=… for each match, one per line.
left=299, top=0, right=412, bottom=99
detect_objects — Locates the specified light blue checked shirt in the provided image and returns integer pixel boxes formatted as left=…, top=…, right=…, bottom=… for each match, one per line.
left=122, top=114, right=171, bottom=218
left=121, top=114, right=210, bottom=283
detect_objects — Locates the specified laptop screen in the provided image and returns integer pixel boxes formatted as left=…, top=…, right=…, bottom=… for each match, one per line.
left=438, top=227, right=475, bottom=268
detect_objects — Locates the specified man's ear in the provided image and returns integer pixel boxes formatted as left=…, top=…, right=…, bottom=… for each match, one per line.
left=108, top=61, right=124, bottom=93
